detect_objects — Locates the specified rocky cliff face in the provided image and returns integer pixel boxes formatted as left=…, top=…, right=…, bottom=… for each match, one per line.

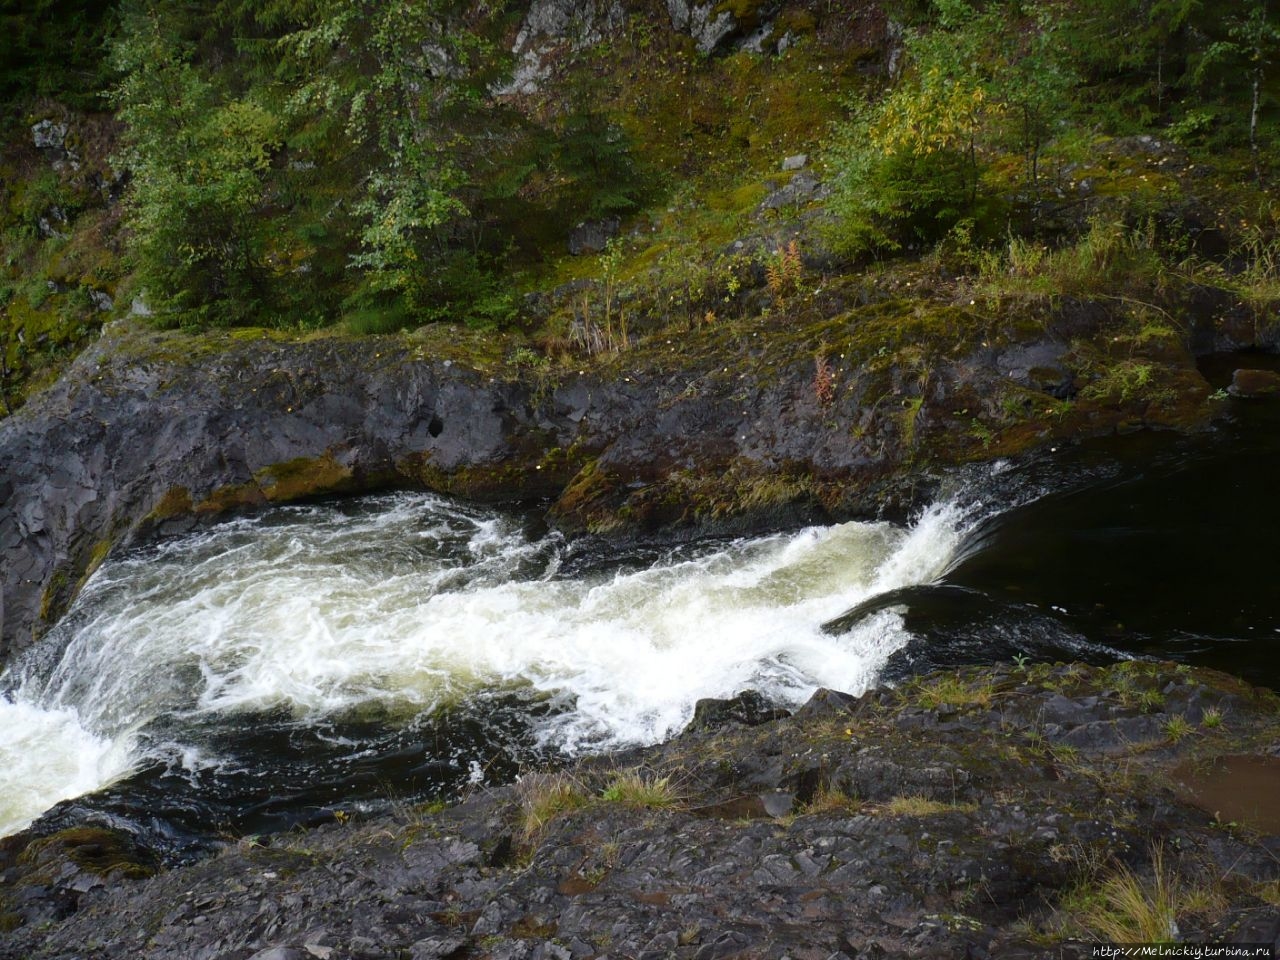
left=1, top=286, right=1223, bottom=665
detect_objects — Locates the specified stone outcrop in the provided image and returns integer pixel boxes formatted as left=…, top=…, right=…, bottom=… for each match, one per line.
left=0, top=295, right=1218, bottom=664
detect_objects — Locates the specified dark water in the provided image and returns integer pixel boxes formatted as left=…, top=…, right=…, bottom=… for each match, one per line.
left=11, top=353, right=1280, bottom=858
left=872, top=352, right=1280, bottom=687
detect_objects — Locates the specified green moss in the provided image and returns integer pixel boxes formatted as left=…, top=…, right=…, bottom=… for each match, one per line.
left=773, top=8, right=817, bottom=37
left=547, top=458, right=621, bottom=532
left=18, top=828, right=155, bottom=881
left=254, top=454, right=355, bottom=502
left=38, top=570, right=68, bottom=622
left=396, top=452, right=541, bottom=502
left=76, top=538, right=113, bottom=591
left=195, top=482, right=266, bottom=515
left=715, top=0, right=766, bottom=23
left=146, top=486, right=194, bottom=522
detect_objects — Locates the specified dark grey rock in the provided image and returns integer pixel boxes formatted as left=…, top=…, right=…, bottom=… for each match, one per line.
left=567, top=217, right=620, bottom=255
left=248, top=949, right=308, bottom=960
left=409, top=938, right=466, bottom=960
left=665, top=0, right=736, bottom=54
left=687, top=689, right=790, bottom=732
left=4, top=664, right=1280, bottom=960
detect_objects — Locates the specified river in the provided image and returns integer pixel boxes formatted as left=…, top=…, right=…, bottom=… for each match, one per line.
left=2, top=355, right=1277, bottom=856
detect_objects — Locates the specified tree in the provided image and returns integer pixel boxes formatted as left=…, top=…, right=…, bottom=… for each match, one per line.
left=112, top=3, right=280, bottom=325
left=826, top=0, right=1083, bottom=252
left=826, top=0, right=1002, bottom=254
left=1194, top=0, right=1280, bottom=179
left=268, top=0, right=513, bottom=323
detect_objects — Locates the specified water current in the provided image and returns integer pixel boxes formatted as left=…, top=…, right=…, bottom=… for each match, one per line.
left=3, top=355, right=1278, bottom=853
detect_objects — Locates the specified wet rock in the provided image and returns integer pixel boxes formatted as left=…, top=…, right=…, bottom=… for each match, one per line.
left=998, top=341, right=1074, bottom=398
left=1228, top=368, right=1280, bottom=398
left=794, top=687, right=863, bottom=720
left=0, top=290, right=1217, bottom=663
left=687, top=689, right=790, bottom=732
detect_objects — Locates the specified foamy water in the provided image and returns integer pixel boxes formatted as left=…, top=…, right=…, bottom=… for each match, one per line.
left=0, top=492, right=971, bottom=837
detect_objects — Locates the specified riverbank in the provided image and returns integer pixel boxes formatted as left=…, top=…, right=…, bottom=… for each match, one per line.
left=3, top=660, right=1278, bottom=959
left=0, top=269, right=1244, bottom=665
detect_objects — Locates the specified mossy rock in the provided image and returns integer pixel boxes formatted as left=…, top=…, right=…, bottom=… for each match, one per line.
left=254, top=454, right=356, bottom=503
left=17, top=827, right=155, bottom=882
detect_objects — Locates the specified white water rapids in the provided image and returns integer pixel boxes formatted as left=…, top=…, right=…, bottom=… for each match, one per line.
left=0, top=492, right=971, bottom=838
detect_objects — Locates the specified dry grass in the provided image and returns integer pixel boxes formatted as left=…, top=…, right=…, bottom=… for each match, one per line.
left=803, top=786, right=863, bottom=816
left=1255, top=879, right=1280, bottom=906
left=517, top=772, right=588, bottom=839
left=1064, top=844, right=1226, bottom=942
left=882, top=795, right=978, bottom=817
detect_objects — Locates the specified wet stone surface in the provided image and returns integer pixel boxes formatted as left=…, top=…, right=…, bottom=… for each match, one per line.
left=3, top=661, right=1279, bottom=959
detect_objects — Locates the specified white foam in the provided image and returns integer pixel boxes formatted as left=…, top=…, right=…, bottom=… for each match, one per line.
left=0, top=696, right=135, bottom=837
left=1, top=493, right=971, bottom=835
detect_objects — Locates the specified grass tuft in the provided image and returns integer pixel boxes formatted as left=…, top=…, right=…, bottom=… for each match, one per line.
left=882, top=796, right=977, bottom=817
left=803, top=786, right=863, bottom=816
left=517, top=772, right=588, bottom=839
left=913, top=673, right=995, bottom=711
left=1065, top=844, right=1225, bottom=943
left=599, top=769, right=680, bottom=809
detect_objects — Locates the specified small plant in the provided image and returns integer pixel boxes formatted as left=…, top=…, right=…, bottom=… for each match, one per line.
left=803, top=786, right=862, bottom=816
left=599, top=769, right=679, bottom=809
left=900, top=395, right=925, bottom=449
left=1163, top=714, right=1193, bottom=742
left=511, top=346, right=550, bottom=370
left=914, top=672, right=995, bottom=710
left=518, top=772, right=588, bottom=839
left=1200, top=707, right=1224, bottom=729
left=1136, top=687, right=1166, bottom=712
left=1255, top=879, right=1280, bottom=906
left=1066, top=845, right=1224, bottom=943
left=765, top=239, right=804, bottom=301
left=813, top=353, right=836, bottom=406
left=969, top=418, right=995, bottom=449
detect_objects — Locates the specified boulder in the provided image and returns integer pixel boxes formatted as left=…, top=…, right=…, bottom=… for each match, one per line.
left=1228, top=368, right=1280, bottom=398
left=687, top=689, right=790, bottom=732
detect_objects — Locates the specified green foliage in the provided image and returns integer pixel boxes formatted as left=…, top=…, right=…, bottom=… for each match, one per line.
left=555, top=86, right=647, bottom=221
left=826, top=0, right=1074, bottom=254
left=112, top=5, right=279, bottom=326
left=0, top=1, right=116, bottom=110
left=108, top=0, right=523, bottom=330
left=599, top=770, right=679, bottom=808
